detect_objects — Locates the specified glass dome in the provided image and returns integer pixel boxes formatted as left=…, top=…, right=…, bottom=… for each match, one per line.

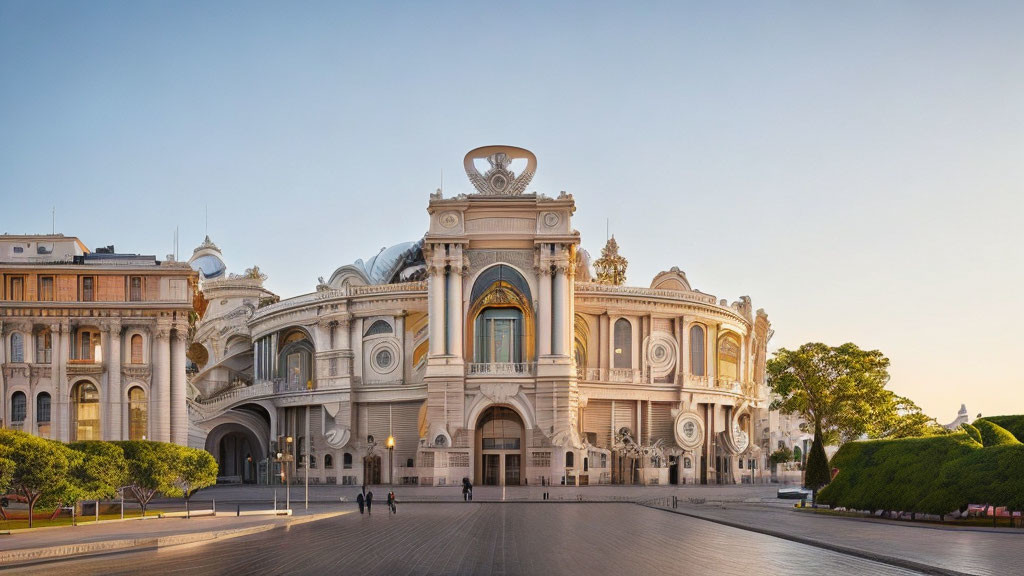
left=191, top=254, right=226, bottom=279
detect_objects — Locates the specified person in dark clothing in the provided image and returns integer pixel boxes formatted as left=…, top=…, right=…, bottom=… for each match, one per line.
left=462, top=478, right=470, bottom=501
left=468, top=482, right=473, bottom=501
left=387, top=491, right=396, bottom=514
left=366, top=490, right=374, bottom=514
left=356, top=492, right=365, bottom=514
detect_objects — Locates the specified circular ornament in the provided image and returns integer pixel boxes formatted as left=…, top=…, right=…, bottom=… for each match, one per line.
left=644, top=332, right=678, bottom=378
left=674, top=412, right=704, bottom=450
left=439, top=212, right=459, bottom=229
left=369, top=340, right=400, bottom=374
left=543, top=212, right=560, bottom=227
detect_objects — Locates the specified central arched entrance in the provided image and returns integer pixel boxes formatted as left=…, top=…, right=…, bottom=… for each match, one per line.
left=205, top=422, right=266, bottom=484
left=475, top=406, right=525, bottom=486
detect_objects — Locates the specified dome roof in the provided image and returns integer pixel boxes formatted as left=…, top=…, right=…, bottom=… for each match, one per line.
left=329, top=239, right=426, bottom=287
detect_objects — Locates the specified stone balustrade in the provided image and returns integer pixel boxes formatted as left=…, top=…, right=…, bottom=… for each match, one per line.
left=466, top=362, right=535, bottom=376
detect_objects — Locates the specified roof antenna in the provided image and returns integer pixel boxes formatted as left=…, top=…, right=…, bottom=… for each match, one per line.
left=51, top=206, right=55, bottom=235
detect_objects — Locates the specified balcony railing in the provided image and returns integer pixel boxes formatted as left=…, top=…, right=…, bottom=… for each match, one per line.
left=466, top=363, right=534, bottom=376
left=576, top=367, right=648, bottom=384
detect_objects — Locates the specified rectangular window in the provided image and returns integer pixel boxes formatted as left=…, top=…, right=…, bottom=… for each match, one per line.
left=129, top=276, right=142, bottom=302
left=36, top=331, right=52, bottom=363
left=82, top=277, right=94, bottom=302
left=13, top=246, right=24, bottom=254
left=9, top=277, right=24, bottom=300
left=38, top=276, right=54, bottom=301
left=80, top=332, right=92, bottom=360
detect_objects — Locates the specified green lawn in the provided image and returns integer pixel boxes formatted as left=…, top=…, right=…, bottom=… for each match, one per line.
left=0, top=509, right=164, bottom=530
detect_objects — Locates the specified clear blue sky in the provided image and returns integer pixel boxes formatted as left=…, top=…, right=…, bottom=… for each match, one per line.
left=2, top=1, right=1022, bottom=422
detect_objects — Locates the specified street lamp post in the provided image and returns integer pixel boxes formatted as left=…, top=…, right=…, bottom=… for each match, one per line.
left=386, top=435, right=395, bottom=486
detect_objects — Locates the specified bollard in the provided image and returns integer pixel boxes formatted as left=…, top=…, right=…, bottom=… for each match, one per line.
left=274, top=490, right=278, bottom=511
left=213, top=499, right=216, bottom=514
left=237, top=504, right=241, bottom=517
left=95, top=500, right=100, bottom=522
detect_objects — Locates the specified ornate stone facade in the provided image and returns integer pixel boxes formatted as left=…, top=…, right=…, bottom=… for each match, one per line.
left=189, top=146, right=772, bottom=487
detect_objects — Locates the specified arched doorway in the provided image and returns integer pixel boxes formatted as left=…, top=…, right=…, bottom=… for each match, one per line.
left=475, top=406, right=525, bottom=486
left=363, top=455, right=381, bottom=485
left=70, top=380, right=100, bottom=441
left=205, top=422, right=265, bottom=484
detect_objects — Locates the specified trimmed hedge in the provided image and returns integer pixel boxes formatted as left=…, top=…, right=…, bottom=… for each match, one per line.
left=960, top=423, right=982, bottom=445
left=976, top=415, right=1024, bottom=443
left=818, top=418, right=1024, bottom=515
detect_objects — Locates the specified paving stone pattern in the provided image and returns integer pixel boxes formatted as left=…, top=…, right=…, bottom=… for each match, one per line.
left=9, top=503, right=924, bottom=576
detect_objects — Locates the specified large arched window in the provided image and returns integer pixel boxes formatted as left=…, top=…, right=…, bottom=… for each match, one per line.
left=10, top=333, right=24, bottom=363
left=343, top=452, right=353, bottom=469
left=474, top=308, right=524, bottom=363
left=71, top=381, right=100, bottom=441
left=130, top=334, right=143, bottom=364
left=690, top=325, right=706, bottom=376
left=128, top=386, right=147, bottom=440
left=278, top=331, right=313, bottom=388
left=468, top=265, right=534, bottom=365
left=718, top=333, right=741, bottom=381
left=10, top=391, right=26, bottom=423
left=613, top=319, right=632, bottom=369
left=324, top=454, right=334, bottom=469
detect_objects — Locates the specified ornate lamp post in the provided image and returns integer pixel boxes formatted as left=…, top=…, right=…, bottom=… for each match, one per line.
left=386, top=435, right=395, bottom=485
left=275, top=436, right=294, bottom=510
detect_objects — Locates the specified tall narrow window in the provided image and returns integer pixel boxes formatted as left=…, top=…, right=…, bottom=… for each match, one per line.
left=9, top=277, right=24, bottom=300
left=36, top=392, right=51, bottom=423
left=72, top=381, right=100, bottom=441
left=38, top=276, right=54, bottom=301
left=131, top=334, right=143, bottom=364
left=325, top=454, right=334, bottom=469
left=129, top=277, right=142, bottom=302
left=36, top=330, right=52, bottom=363
left=10, top=333, right=24, bottom=363
left=128, top=386, right=147, bottom=440
left=718, top=334, right=740, bottom=381
left=36, top=392, right=51, bottom=438
left=613, top=319, right=632, bottom=369
left=82, top=277, right=94, bottom=302
left=690, top=325, right=706, bottom=376
left=10, top=391, right=26, bottom=423
left=343, top=452, right=353, bottom=469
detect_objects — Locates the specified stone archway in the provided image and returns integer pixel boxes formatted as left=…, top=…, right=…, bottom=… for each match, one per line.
left=205, top=422, right=265, bottom=484
left=474, top=405, right=526, bottom=486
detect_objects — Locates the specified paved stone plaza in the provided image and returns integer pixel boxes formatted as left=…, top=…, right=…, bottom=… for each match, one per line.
left=7, top=501, right=1007, bottom=576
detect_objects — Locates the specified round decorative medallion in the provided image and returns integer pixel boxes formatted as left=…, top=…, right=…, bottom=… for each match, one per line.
left=543, top=212, right=560, bottom=228
left=369, top=340, right=400, bottom=374
left=644, top=332, right=678, bottom=379
left=439, top=212, right=459, bottom=229
left=674, top=412, right=704, bottom=450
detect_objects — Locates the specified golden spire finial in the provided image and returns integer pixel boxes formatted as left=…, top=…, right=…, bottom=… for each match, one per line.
left=594, top=235, right=627, bottom=286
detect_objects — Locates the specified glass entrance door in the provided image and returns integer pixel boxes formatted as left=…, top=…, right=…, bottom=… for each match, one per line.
left=504, top=454, right=520, bottom=486
left=483, top=454, right=500, bottom=485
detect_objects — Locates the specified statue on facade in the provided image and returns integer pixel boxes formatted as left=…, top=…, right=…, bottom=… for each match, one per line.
left=594, top=236, right=628, bottom=285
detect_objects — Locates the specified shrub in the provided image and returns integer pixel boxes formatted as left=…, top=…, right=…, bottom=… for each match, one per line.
left=972, top=420, right=1020, bottom=447
left=974, top=416, right=1024, bottom=443
left=960, top=423, right=982, bottom=445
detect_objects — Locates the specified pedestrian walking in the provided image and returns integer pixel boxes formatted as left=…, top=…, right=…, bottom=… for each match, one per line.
left=462, top=477, right=470, bottom=502
left=468, top=482, right=473, bottom=501
left=356, top=491, right=365, bottom=514
left=387, top=490, right=396, bottom=514
left=366, top=490, right=374, bottom=514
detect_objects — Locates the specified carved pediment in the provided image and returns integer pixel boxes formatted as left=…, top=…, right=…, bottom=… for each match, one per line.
left=479, top=382, right=520, bottom=404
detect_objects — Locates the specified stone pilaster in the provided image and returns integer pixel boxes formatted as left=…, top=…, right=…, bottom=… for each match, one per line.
left=152, top=324, right=171, bottom=442
left=104, top=320, right=122, bottom=440
left=170, top=325, right=187, bottom=445
left=537, top=247, right=552, bottom=357
left=445, top=250, right=463, bottom=360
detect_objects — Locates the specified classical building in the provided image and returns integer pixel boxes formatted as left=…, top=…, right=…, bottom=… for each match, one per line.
left=0, top=234, right=197, bottom=444
left=188, top=146, right=773, bottom=486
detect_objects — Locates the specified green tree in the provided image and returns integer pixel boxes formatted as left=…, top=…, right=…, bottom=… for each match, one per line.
left=0, top=430, right=81, bottom=527
left=792, top=445, right=803, bottom=463
left=870, top=395, right=947, bottom=439
left=769, top=447, right=793, bottom=465
left=768, top=342, right=895, bottom=447
left=118, top=441, right=179, bottom=517
left=69, top=441, right=129, bottom=501
left=804, top=433, right=831, bottom=502
left=169, top=445, right=218, bottom=518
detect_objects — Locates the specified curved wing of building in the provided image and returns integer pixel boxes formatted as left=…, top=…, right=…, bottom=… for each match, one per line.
left=188, top=146, right=772, bottom=487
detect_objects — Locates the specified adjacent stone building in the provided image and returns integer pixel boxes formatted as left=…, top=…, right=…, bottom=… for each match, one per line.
left=0, top=234, right=197, bottom=444
left=189, top=146, right=774, bottom=486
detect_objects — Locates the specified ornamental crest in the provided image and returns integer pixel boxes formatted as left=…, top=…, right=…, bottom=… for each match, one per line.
left=464, top=145, right=537, bottom=196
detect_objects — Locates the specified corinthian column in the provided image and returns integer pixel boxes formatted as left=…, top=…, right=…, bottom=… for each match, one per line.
left=152, top=325, right=171, bottom=442
left=553, top=257, right=569, bottom=356
left=170, top=325, right=187, bottom=445
left=538, top=249, right=552, bottom=357
left=428, top=255, right=446, bottom=356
